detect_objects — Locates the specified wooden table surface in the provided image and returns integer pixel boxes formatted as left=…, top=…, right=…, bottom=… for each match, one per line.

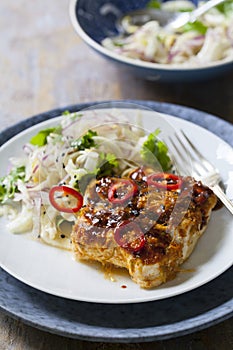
left=0, top=1, right=232, bottom=349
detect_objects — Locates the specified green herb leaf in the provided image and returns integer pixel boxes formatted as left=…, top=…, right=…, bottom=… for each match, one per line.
left=112, top=41, right=124, bottom=47
left=55, top=215, right=74, bottom=234
left=182, top=21, right=207, bottom=35
left=62, top=110, right=83, bottom=121
left=71, top=130, right=97, bottom=151
left=74, top=152, right=119, bottom=194
left=141, top=129, right=171, bottom=171
left=147, top=0, right=161, bottom=9
left=0, top=166, right=26, bottom=203
left=176, top=8, right=193, bottom=12
left=30, top=127, right=62, bottom=146
left=62, top=110, right=71, bottom=116
left=75, top=173, right=96, bottom=194
left=97, top=153, right=119, bottom=177
left=216, top=0, right=233, bottom=14
left=62, top=109, right=70, bottom=115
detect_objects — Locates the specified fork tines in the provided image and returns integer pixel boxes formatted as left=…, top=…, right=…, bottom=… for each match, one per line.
left=167, top=130, right=218, bottom=180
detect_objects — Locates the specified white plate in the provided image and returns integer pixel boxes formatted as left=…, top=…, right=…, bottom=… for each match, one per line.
left=0, top=108, right=233, bottom=304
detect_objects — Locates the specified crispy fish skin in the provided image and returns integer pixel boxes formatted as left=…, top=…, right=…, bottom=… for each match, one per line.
left=71, top=169, right=217, bottom=289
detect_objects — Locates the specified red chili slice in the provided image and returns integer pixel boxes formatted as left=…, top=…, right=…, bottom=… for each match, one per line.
left=49, top=185, right=83, bottom=213
left=147, top=173, right=182, bottom=191
left=108, top=179, right=138, bottom=204
left=114, top=221, right=145, bottom=253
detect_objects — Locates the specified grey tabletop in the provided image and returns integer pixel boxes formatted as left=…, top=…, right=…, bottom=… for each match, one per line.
left=0, top=0, right=232, bottom=349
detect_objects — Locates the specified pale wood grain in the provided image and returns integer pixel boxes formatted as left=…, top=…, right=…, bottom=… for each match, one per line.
left=0, top=0, right=232, bottom=134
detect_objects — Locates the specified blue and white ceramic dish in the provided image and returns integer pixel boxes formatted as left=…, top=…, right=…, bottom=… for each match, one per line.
left=69, top=0, right=233, bottom=82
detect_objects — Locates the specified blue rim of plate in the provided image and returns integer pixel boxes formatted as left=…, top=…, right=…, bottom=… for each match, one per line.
left=0, top=100, right=232, bottom=343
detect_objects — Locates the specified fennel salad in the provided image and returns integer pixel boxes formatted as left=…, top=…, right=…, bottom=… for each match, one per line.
left=102, top=0, right=233, bottom=66
left=0, top=111, right=172, bottom=250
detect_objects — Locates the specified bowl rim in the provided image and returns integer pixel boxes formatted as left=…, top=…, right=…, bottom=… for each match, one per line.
left=69, top=0, right=233, bottom=72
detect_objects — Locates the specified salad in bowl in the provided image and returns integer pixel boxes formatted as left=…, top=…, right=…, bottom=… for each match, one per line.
left=102, top=0, right=233, bottom=66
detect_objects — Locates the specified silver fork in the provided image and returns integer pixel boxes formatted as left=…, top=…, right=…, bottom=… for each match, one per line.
left=167, top=130, right=233, bottom=215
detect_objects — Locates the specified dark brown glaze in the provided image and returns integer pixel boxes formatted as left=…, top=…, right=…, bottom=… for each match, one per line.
left=213, top=197, right=224, bottom=211
left=192, top=181, right=214, bottom=205
left=73, top=168, right=217, bottom=264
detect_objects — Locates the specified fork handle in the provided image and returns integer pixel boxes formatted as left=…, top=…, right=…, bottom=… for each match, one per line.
left=190, top=0, right=226, bottom=23
left=211, top=184, right=233, bottom=215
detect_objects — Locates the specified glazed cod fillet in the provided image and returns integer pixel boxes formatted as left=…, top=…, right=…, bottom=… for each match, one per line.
left=71, top=168, right=217, bottom=289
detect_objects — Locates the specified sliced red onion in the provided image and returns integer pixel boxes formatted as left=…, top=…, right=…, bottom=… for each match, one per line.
left=42, top=154, right=49, bottom=162
left=168, top=50, right=180, bottom=63
left=32, top=164, right=39, bottom=174
left=62, top=118, right=81, bottom=134
left=26, top=183, right=36, bottom=189
left=193, top=35, right=205, bottom=41
left=23, top=144, right=33, bottom=155
left=186, top=38, right=205, bottom=48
